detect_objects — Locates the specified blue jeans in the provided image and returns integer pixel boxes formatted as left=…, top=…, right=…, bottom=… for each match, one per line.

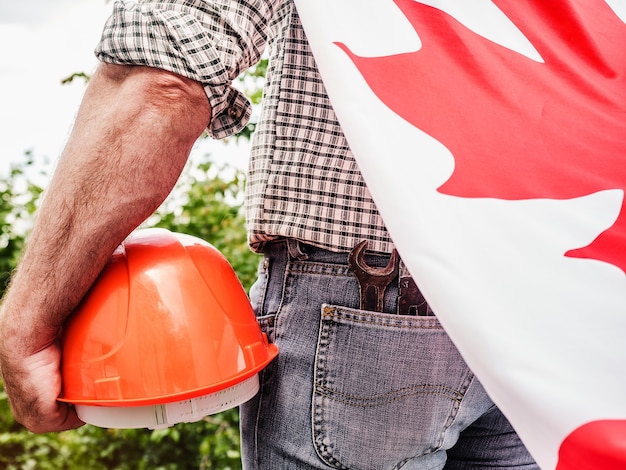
left=240, top=239, right=538, bottom=470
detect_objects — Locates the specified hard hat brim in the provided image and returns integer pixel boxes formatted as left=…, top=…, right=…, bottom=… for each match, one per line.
left=58, top=343, right=277, bottom=407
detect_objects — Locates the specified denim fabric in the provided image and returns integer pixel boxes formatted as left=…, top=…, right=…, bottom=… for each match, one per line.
left=240, top=240, right=538, bottom=470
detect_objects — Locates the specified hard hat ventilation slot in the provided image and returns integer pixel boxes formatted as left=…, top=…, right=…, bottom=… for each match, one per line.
left=75, top=374, right=260, bottom=429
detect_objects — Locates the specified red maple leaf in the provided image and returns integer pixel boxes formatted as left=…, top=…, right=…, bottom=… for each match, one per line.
left=336, top=0, right=626, bottom=272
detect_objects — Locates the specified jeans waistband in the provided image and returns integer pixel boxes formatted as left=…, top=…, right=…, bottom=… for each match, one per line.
left=259, top=238, right=433, bottom=316
left=260, top=238, right=394, bottom=266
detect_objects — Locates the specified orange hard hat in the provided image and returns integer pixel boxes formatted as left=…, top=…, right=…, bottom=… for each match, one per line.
left=58, top=228, right=278, bottom=429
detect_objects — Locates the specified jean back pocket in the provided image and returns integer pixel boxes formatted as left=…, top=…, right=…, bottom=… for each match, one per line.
left=313, top=305, right=474, bottom=469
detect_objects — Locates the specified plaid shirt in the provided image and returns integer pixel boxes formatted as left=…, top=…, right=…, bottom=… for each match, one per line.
left=96, top=0, right=393, bottom=254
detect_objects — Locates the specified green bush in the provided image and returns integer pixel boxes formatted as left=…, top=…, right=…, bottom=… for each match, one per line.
left=0, top=152, right=258, bottom=469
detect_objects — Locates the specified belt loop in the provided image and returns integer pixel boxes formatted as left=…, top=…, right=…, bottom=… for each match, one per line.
left=286, top=238, right=309, bottom=261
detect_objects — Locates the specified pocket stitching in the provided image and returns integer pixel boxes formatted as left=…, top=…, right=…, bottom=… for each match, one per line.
left=313, top=304, right=472, bottom=469
left=314, top=382, right=465, bottom=407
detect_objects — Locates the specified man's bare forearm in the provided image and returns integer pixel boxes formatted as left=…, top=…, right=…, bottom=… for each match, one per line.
left=0, top=63, right=211, bottom=432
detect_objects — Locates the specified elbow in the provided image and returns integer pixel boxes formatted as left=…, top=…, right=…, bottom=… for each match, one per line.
left=99, top=63, right=212, bottom=138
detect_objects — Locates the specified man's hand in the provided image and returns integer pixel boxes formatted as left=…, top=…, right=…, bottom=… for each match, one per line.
left=0, top=63, right=211, bottom=432
left=0, top=342, right=84, bottom=433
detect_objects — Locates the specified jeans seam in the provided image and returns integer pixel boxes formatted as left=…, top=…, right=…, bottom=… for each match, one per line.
left=256, top=257, right=270, bottom=316
left=323, top=305, right=443, bottom=329
left=432, top=370, right=475, bottom=453
left=312, top=304, right=348, bottom=470
left=314, top=383, right=464, bottom=406
left=270, top=259, right=292, bottom=342
left=252, top=369, right=266, bottom=470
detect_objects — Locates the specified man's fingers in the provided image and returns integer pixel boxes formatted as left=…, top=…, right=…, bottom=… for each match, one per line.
left=1, top=344, right=84, bottom=434
left=48, top=402, right=85, bottom=433
left=12, top=399, right=84, bottom=434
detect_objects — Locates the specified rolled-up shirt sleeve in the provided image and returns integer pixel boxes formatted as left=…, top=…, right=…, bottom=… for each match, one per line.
left=95, top=0, right=274, bottom=138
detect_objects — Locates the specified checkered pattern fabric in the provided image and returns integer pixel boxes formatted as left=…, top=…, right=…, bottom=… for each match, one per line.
left=96, top=0, right=393, bottom=254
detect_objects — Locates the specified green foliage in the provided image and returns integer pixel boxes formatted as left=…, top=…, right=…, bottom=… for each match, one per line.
left=0, top=405, right=242, bottom=469
left=0, top=151, right=258, bottom=469
left=0, top=151, right=46, bottom=297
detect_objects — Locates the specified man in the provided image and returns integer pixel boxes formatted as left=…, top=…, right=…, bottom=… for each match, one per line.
left=0, top=1, right=537, bottom=468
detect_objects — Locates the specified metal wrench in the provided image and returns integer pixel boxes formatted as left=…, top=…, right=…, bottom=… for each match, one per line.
left=348, top=240, right=399, bottom=312
left=398, top=267, right=433, bottom=316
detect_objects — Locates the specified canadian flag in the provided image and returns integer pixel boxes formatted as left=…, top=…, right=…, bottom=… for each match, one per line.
left=294, top=0, right=626, bottom=468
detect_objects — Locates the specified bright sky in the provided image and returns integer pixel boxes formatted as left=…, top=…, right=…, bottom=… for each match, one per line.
left=0, top=0, right=249, bottom=179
